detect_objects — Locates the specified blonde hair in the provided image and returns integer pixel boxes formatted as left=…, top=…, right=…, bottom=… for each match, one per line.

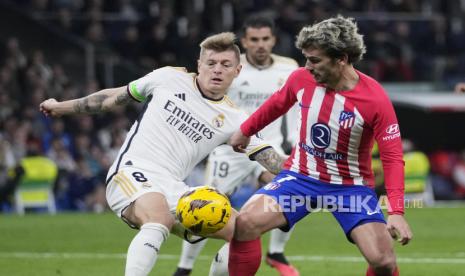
left=296, top=15, right=366, bottom=64
left=199, top=32, right=241, bottom=62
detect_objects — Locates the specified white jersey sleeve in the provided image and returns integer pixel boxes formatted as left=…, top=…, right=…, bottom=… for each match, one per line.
left=127, top=67, right=186, bottom=102
left=246, top=133, right=272, bottom=160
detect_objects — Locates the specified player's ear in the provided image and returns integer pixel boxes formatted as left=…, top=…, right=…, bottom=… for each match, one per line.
left=270, top=35, right=276, bottom=47
left=338, top=54, right=349, bottom=65
left=235, top=64, right=242, bottom=77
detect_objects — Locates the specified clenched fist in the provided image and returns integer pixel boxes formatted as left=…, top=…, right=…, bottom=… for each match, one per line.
left=39, top=98, right=63, bottom=117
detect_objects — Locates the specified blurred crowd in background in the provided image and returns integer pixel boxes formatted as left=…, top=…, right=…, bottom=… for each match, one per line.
left=8, top=0, right=465, bottom=84
left=1, top=0, right=465, bottom=213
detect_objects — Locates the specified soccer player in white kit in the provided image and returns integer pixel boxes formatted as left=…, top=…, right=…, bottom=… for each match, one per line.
left=174, top=15, right=300, bottom=276
left=39, top=32, right=286, bottom=276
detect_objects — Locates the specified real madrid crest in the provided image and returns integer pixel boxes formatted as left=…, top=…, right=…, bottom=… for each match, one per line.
left=212, top=113, right=225, bottom=128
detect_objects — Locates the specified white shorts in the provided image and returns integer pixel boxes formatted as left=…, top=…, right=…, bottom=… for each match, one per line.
left=106, top=166, right=216, bottom=243
left=205, top=145, right=265, bottom=195
left=106, top=166, right=189, bottom=218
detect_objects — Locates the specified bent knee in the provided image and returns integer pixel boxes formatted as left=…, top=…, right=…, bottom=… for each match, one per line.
left=234, top=212, right=263, bottom=239
left=368, top=252, right=397, bottom=271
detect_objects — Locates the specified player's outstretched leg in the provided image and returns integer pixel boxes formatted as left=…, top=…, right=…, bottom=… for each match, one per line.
left=266, top=228, right=300, bottom=276
left=209, top=242, right=229, bottom=276
left=122, top=192, right=175, bottom=276
left=126, top=222, right=170, bottom=275
left=229, top=194, right=288, bottom=276
left=173, top=239, right=208, bottom=276
left=351, top=222, right=398, bottom=276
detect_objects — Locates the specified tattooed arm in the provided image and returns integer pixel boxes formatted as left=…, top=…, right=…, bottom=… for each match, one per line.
left=253, top=148, right=286, bottom=175
left=39, top=86, right=132, bottom=117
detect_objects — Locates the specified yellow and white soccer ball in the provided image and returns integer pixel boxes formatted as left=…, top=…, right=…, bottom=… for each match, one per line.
left=176, top=186, right=231, bottom=236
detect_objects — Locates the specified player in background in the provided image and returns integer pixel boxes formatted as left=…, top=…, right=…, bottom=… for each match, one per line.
left=39, top=32, right=287, bottom=276
left=228, top=15, right=413, bottom=276
left=173, top=14, right=300, bottom=276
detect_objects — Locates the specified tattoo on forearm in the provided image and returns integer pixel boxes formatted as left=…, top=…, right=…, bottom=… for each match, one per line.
left=73, top=90, right=130, bottom=114
left=115, top=92, right=131, bottom=105
left=255, top=148, right=285, bottom=175
left=73, top=94, right=108, bottom=114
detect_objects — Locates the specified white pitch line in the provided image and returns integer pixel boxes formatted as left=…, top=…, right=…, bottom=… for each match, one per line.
left=286, top=256, right=465, bottom=264
left=0, top=252, right=464, bottom=264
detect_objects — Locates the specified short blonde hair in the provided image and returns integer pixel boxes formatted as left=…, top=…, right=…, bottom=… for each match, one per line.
left=199, top=32, right=241, bottom=62
left=296, top=15, right=366, bottom=64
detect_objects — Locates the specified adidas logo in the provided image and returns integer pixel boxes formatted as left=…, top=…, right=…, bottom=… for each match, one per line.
left=240, top=80, right=249, bottom=86
left=175, top=93, right=186, bottom=101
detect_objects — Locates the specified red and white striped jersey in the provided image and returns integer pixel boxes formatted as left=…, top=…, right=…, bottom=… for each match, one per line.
left=241, top=68, right=405, bottom=214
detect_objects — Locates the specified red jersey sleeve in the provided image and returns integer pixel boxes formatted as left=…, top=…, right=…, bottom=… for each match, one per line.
left=240, top=71, right=299, bottom=137
left=373, top=92, right=405, bottom=215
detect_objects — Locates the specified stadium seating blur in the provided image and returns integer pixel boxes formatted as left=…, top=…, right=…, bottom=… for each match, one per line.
left=1, top=0, right=465, bottom=213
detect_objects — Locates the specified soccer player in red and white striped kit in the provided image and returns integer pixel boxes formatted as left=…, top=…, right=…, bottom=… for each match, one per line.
left=228, top=15, right=413, bottom=276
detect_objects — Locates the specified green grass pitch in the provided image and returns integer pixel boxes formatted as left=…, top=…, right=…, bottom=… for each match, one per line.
left=1, top=206, right=464, bottom=275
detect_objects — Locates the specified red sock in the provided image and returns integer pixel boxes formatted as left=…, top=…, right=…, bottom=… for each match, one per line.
left=366, top=266, right=399, bottom=276
left=228, top=238, right=262, bottom=276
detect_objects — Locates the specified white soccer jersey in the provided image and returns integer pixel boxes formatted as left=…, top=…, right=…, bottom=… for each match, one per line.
left=227, top=54, right=299, bottom=151
left=206, top=55, right=299, bottom=194
left=106, top=67, right=270, bottom=184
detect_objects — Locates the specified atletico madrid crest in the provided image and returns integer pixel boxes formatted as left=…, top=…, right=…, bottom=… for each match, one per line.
left=339, top=111, right=355, bottom=129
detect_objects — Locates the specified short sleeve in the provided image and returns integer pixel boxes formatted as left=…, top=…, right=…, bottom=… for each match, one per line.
left=127, top=67, right=172, bottom=102
left=246, top=133, right=272, bottom=160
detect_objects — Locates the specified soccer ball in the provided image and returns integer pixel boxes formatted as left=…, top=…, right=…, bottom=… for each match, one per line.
left=176, top=186, right=232, bottom=236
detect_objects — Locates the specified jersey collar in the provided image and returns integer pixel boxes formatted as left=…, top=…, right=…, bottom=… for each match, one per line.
left=245, top=54, right=274, bottom=70
left=195, top=78, right=224, bottom=102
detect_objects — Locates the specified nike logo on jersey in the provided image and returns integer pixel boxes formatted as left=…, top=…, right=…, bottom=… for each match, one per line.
left=367, top=209, right=380, bottom=215
left=175, top=93, right=186, bottom=101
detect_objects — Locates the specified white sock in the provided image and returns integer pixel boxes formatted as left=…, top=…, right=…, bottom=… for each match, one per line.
left=268, top=227, right=293, bottom=254
left=125, top=223, right=169, bottom=276
left=208, top=243, right=229, bottom=276
left=177, top=239, right=208, bottom=269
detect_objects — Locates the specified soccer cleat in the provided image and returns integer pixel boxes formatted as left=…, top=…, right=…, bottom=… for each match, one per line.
left=172, top=267, right=192, bottom=276
left=266, top=252, right=300, bottom=276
